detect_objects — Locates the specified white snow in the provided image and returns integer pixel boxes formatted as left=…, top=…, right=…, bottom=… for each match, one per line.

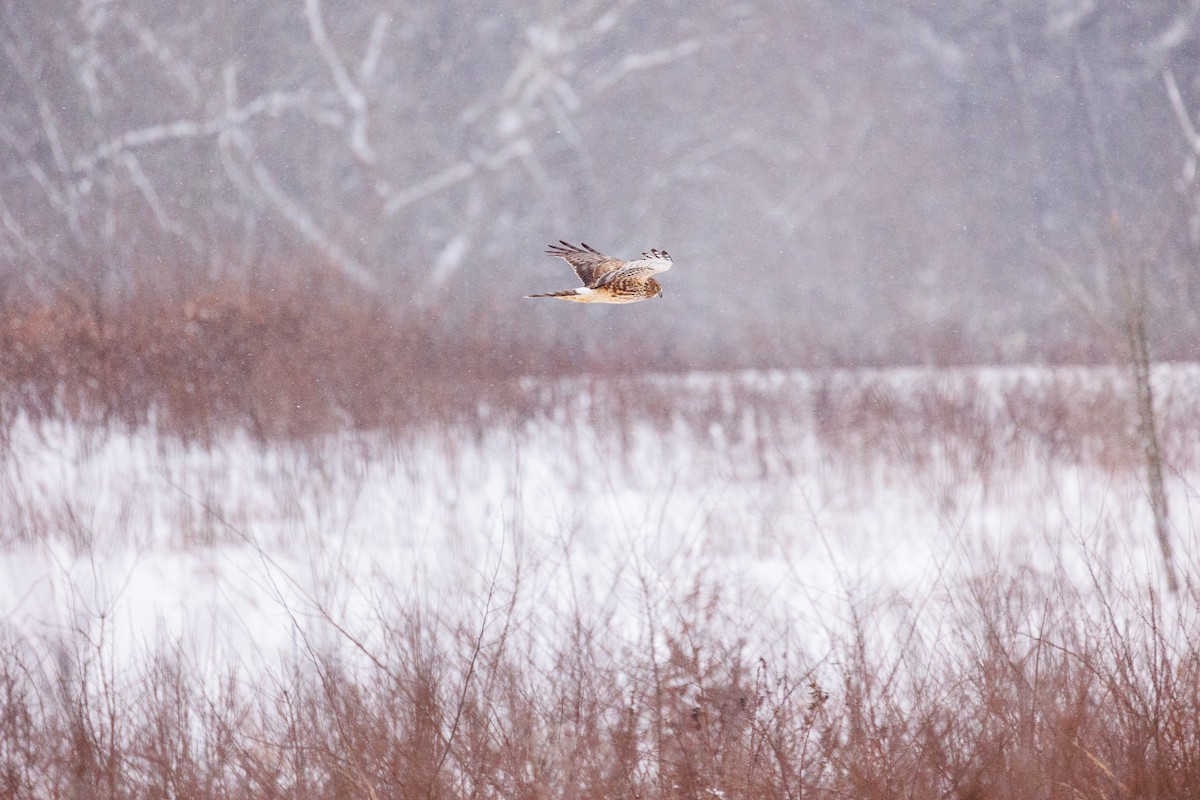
left=1, top=365, right=1196, bottom=682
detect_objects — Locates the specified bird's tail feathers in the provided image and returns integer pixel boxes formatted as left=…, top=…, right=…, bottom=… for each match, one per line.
left=526, top=288, right=585, bottom=299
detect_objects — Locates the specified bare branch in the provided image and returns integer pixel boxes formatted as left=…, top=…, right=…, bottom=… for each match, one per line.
left=1164, top=68, right=1200, bottom=157
left=1039, top=245, right=1118, bottom=341
left=121, top=152, right=200, bottom=249
left=3, top=40, right=73, bottom=177
left=247, top=157, right=376, bottom=288
left=588, top=38, right=702, bottom=96
left=77, top=118, right=212, bottom=172
left=379, top=139, right=531, bottom=216
left=304, top=0, right=375, bottom=163
left=75, top=3, right=109, bottom=116
left=120, top=10, right=203, bottom=106
left=22, top=157, right=82, bottom=241
left=0, top=191, right=38, bottom=258
left=71, top=89, right=321, bottom=174
left=214, top=64, right=376, bottom=290
left=359, top=11, right=391, bottom=84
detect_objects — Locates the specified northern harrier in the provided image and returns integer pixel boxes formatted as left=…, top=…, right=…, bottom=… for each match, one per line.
left=526, top=241, right=672, bottom=303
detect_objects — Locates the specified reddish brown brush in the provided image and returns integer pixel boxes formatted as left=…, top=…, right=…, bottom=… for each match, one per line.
left=0, top=279, right=1194, bottom=491
left=0, top=280, right=525, bottom=439
left=2, top=566, right=1198, bottom=800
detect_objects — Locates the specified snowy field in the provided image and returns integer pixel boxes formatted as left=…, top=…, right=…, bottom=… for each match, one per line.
left=2, top=365, right=1198, bottom=680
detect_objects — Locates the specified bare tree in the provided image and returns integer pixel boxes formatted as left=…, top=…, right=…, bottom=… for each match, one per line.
left=1045, top=220, right=1181, bottom=594
left=3, top=0, right=1200, bottom=368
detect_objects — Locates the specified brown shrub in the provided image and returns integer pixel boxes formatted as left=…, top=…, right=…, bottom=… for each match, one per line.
left=0, top=280, right=1192, bottom=482
left=3, top=569, right=1198, bottom=800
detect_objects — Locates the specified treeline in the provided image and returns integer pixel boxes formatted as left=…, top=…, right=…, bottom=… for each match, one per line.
left=2, top=0, right=1200, bottom=366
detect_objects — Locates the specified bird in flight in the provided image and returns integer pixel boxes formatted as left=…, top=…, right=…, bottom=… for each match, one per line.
left=527, top=241, right=672, bottom=303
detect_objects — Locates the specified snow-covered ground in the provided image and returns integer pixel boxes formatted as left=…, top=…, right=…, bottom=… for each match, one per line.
left=2, top=366, right=1197, bottom=680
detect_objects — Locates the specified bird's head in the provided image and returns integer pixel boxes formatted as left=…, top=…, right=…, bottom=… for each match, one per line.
left=649, top=278, right=663, bottom=298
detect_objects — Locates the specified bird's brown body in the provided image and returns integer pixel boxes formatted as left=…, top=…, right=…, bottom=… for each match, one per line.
left=527, top=241, right=671, bottom=304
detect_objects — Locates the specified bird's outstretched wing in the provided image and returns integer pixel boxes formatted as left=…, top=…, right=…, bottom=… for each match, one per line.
left=620, top=249, right=673, bottom=274
left=545, top=241, right=626, bottom=287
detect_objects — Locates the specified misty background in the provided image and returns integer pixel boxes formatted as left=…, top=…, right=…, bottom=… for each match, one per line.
left=3, top=0, right=1200, bottom=368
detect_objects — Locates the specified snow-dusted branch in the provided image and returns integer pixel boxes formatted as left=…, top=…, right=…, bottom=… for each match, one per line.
left=587, top=38, right=702, bottom=96
left=120, top=10, right=203, bottom=105
left=359, top=11, right=391, bottom=85
left=5, top=39, right=86, bottom=239
left=215, top=64, right=376, bottom=290
left=379, top=139, right=532, bottom=216
left=1164, top=68, right=1200, bottom=157
left=247, top=156, right=377, bottom=288
left=0, top=191, right=38, bottom=259
left=72, top=89, right=320, bottom=174
left=75, top=3, right=108, bottom=116
left=304, top=0, right=375, bottom=163
left=121, top=152, right=190, bottom=240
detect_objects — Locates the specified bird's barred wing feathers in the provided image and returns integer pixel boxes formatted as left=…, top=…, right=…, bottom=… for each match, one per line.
left=545, top=241, right=627, bottom=287
left=593, top=264, right=657, bottom=288
left=621, top=248, right=672, bottom=274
